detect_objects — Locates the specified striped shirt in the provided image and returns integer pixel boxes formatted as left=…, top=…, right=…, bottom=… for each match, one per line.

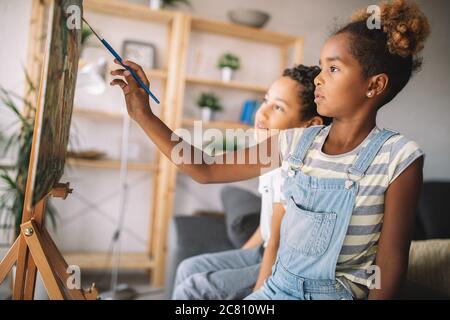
left=277, top=124, right=424, bottom=299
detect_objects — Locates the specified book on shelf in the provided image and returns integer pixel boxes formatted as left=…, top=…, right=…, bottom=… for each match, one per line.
left=239, top=99, right=259, bottom=126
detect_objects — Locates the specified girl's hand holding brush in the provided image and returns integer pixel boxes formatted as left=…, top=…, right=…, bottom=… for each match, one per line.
left=110, top=59, right=155, bottom=123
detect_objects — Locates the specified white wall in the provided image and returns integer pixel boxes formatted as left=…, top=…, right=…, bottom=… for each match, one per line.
left=1, top=0, right=449, bottom=256
left=0, top=0, right=32, bottom=254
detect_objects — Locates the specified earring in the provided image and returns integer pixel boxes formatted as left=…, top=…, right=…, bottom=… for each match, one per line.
left=367, top=92, right=373, bottom=98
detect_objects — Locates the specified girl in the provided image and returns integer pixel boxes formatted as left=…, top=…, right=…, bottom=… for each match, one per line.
left=246, top=0, right=430, bottom=300
left=110, top=0, right=429, bottom=300
left=171, top=65, right=331, bottom=300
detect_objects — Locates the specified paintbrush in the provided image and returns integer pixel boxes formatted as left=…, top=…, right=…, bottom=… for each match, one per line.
left=82, top=17, right=160, bottom=104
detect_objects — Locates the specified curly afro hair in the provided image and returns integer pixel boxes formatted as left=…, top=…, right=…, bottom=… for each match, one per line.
left=335, top=0, right=430, bottom=107
left=283, top=65, right=332, bottom=125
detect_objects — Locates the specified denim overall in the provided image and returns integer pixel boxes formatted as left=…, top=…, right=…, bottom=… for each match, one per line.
left=246, top=125, right=398, bottom=300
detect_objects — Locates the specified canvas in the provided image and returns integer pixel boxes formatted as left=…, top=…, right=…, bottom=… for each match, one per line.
left=25, top=0, right=82, bottom=208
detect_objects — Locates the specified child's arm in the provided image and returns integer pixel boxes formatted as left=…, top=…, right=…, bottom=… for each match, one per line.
left=368, top=156, right=424, bottom=300
left=110, top=59, right=280, bottom=184
left=253, top=203, right=285, bottom=291
left=241, top=226, right=263, bottom=249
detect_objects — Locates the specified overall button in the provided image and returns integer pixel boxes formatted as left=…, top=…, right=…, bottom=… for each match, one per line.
left=344, top=180, right=354, bottom=189
left=288, top=167, right=297, bottom=177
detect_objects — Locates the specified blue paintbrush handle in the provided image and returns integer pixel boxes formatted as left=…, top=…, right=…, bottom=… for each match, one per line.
left=101, top=39, right=160, bottom=104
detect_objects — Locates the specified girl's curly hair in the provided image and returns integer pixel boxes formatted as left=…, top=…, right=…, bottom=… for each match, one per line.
left=283, top=65, right=332, bottom=125
left=335, top=0, right=430, bottom=107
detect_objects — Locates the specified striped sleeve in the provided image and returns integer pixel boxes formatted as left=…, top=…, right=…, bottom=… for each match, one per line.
left=278, top=127, right=305, bottom=160
left=387, top=136, right=425, bottom=184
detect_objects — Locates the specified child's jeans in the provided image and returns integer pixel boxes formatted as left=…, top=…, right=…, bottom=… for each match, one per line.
left=172, top=246, right=263, bottom=300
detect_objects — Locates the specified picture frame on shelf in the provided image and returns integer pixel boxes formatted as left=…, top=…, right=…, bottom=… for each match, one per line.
left=122, top=40, right=157, bottom=69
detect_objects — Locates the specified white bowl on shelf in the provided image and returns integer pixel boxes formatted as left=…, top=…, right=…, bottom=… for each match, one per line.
left=227, top=9, right=271, bottom=28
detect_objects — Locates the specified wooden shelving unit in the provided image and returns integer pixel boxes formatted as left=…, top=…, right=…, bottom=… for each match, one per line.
left=64, top=252, right=154, bottom=270
left=73, top=107, right=125, bottom=119
left=185, top=75, right=268, bottom=93
left=25, top=0, right=303, bottom=288
left=182, top=119, right=251, bottom=130
left=66, top=158, right=158, bottom=173
left=190, top=17, right=298, bottom=46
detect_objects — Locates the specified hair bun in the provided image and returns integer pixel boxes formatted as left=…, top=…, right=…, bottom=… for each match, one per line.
left=351, top=0, right=430, bottom=57
left=382, top=0, right=430, bottom=57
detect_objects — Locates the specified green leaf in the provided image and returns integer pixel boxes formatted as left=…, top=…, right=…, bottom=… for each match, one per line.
left=1, top=133, right=19, bottom=157
left=217, top=52, right=240, bottom=70
left=0, top=88, right=27, bottom=124
left=23, top=66, right=37, bottom=95
left=163, top=0, right=192, bottom=8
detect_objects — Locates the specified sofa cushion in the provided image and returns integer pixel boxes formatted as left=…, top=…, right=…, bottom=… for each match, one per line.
left=418, top=182, right=450, bottom=239
left=220, top=186, right=261, bottom=248
left=406, top=239, right=450, bottom=298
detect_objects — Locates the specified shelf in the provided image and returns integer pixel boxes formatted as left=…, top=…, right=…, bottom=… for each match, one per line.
left=182, top=119, right=251, bottom=130
left=66, top=158, right=158, bottom=172
left=63, top=252, right=155, bottom=270
left=73, top=108, right=125, bottom=119
left=107, top=64, right=168, bottom=81
left=186, top=75, right=268, bottom=93
left=191, top=16, right=298, bottom=46
left=143, top=68, right=168, bottom=80
left=83, top=0, right=175, bottom=24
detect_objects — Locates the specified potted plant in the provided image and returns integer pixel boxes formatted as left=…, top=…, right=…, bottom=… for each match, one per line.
left=0, top=77, right=58, bottom=239
left=149, top=0, right=191, bottom=10
left=0, top=76, right=61, bottom=299
left=196, top=92, right=222, bottom=122
left=217, top=52, right=240, bottom=82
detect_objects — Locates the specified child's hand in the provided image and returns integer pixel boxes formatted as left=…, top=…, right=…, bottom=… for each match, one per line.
left=110, top=59, right=154, bottom=122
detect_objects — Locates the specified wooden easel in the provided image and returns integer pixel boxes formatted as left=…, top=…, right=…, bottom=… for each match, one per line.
left=0, top=0, right=96, bottom=300
left=0, top=182, right=97, bottom=300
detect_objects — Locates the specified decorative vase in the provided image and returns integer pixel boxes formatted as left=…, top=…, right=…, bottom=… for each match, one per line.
left=221, top=67, right=234, bottom=83
left=149, top=0, right=162, bottom=10
left=201, top=107, right=213, bottom=122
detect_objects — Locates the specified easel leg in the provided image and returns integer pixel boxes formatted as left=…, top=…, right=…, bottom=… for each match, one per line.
left=4, top=184, right=97, bottom=300
left=12, top=195, right=40, bottom=299
left=21, top=220, right=65, bottom=300
left=12, top=235, right=31, bottom=300
left=23, top=255, right=38, bottom=300
left=23, top=197, right=46, bottom=300
left=40, top=227, right=87, bottom=300
left=0, top=237, right=19, bottom=284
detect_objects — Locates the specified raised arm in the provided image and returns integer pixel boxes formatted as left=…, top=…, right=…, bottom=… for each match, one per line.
left=368, top=156, right=423, bottom=300
left=110, top=59, right=280, bottom=184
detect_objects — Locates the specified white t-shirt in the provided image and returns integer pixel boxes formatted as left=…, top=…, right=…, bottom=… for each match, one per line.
left=258, top=167, right=283, bottom=247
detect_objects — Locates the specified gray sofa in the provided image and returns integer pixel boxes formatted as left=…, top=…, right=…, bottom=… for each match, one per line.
left=165, top=182, right=450, bottom=299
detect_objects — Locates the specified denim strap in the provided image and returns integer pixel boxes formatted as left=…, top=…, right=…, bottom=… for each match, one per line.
left=287, top=125, right=325, bottom=167
left=347, top=128, right=399, bottom=177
